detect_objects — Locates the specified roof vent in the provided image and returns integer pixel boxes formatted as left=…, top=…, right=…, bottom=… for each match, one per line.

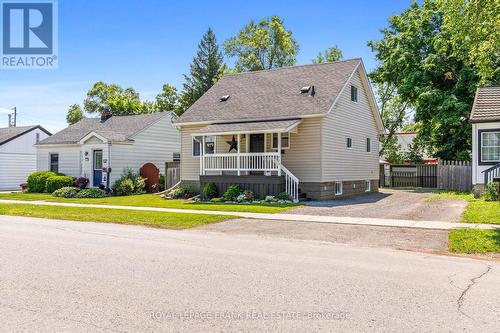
left=309, top=86, right=315, bottom=97
left=300, top=86, right=311, bottom=93
left=220, top=95, right=230, bottom=102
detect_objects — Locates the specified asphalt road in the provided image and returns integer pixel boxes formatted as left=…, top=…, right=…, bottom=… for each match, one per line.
left=0, top=215, right=499, bottom=332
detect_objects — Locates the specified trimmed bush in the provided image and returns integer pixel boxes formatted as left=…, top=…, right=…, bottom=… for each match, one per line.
left=276, top=192, right=293, bottom=201
left=75, top=188, right=107, bottom=198
left=27, top=171, right=57, bottom=193
left=53, top=187, right=78, bottom=198
left=112, top=169, right=146, bottom=196
left=203, top=182, right=218, bottom=199
left=484, top=182, right=500, bottom=201
left=45, top=176, right=74, bottom=194
left=159, top=174, right=166, bottom=192
left=222, top=185, right=241, bottom=202
left=114, top=178, right=135, bottom=196
left=170, top=185, right=199, bottom=199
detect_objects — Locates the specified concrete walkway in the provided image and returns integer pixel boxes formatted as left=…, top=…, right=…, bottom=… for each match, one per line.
left=0, top=199, right=499, bottom=231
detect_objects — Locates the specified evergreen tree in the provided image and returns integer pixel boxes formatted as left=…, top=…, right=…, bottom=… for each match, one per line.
left=180, top=28, right=225, bottom=114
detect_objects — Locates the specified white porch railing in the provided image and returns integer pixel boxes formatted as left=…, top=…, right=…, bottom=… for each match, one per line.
left=281, top=164, right=299, bottom=202
left=202, top=153, right=281, bottom=172
left=201, top=152, right=299, bottom=202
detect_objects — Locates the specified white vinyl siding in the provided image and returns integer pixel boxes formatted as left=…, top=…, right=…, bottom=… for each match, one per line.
left=108, top=116, right=180, bottom=185
left=472, top=122, right=500, bottom=184
left=321, top=68, right=380, bottom=182
left=181, top=125, right=205, bottom=181
left=36, top=146, right=82, bottom=177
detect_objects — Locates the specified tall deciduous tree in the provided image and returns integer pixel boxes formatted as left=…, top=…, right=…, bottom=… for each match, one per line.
left=83, top=82, right=144, bottom=116
left=155, top=84, right=180, bottom=114
left=312, top=46, right=343, bottom=64
left=66, top=104, right=84, bottom=125
left=224, top=16, right=299, bottom=72
left=180, top=28, right=225, bottom=114
left=440, top=0, right=499, bottom=84
left=369, top=0, right=479, bottom=160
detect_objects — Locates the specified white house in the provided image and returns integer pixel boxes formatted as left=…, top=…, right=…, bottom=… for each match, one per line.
left=36, top=112, right=180, bottom=188
left=470, top=86, right=500, bottom=188
left=0, top=125, right=51, bottom=191
left=175, top=59, right=385, bottom=201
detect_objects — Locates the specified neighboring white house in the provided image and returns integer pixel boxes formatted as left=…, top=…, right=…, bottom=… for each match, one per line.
left=36, top=112, right=180, bottom=188
left=391, top=131, right=436, bottom=164
left=175, top=59, right=385, bottom=201
left=470, top=86, right=500, bottom=188
left=0, top=125, right=51, bottom=191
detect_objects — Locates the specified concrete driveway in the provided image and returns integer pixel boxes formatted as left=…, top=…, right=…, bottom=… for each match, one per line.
left=1, top=215, right=499, bottom=332
left=287, top=188, right=468, bottom=222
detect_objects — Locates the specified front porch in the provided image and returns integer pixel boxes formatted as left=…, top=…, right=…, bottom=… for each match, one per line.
left=193, top=119, right=301, bottom=201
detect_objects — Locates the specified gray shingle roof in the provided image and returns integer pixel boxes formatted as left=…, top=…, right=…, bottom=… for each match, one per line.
left=38, top=112, right=169, bottom=145
left=0, top=125, right=51, bottom=146
left=177, top=59, right=361, bottom=124
left=197, top=119, right=301, bottom=135
left=470, top=86, right=500, bottom=123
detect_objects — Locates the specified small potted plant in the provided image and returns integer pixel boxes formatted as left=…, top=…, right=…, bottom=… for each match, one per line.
left=20, top=183, right=28, bottom=192
left=74, top=177, right=89, bottom=189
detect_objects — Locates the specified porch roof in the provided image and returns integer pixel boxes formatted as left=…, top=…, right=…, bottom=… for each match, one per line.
left=195, top=119, right=301, bottom=136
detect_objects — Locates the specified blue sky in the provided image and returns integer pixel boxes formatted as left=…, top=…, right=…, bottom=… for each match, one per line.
left=0, top=0, right=412, bottom=132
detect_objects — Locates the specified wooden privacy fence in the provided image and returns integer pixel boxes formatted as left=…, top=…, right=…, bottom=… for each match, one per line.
left=165, top=161, right=180, bottom=189
left=387, top=160, right=471, bottom=191
left=437, top=159, right=472, bottom=192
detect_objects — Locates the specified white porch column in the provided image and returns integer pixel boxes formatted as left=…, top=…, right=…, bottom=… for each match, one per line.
left=277, top=132, right=282, bottom=176
left=237, top=134, right=241, bottom=176
left=201, top=136, right=206, bottom=175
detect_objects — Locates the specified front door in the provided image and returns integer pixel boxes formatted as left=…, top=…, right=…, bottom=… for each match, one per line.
left=93, top=150, right=103, bottom=186
left=250, top=134, right=265, bottom=153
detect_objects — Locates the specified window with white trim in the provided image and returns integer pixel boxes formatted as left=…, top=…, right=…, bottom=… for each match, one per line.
left=481, top=131, right=500, bottom=162
left=351, top=85, right=358, bottom=102
left=366, top=138, right=371, bottom=152
left=272, top=132, right=290, bottom=150
left=365, top=180, right=371, bottom=192
left=335, top=182, right=343, bottom=195
left=205, top=136, right=216, bottom=154
left=192, top=136, right=216, bottom=156
left=49, top=153, right=59, bottom=173
left=346, top=138, right=352, bottom=149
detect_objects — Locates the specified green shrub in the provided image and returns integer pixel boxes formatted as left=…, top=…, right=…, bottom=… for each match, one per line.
left=45, top=175, right=74, bottom=193
left=75, top=188, right=107, bottom=198
left=276, top=192, right=293, bottom=201
left=114, top=178, right=135, bottom=196
left=112, top=169, right=146, bottom=196
left=52, top=187, right=78, bottom=198
left=222, top=185, right=241, bottom=202
left=170, top=185, right=199, bottom=199
left=203, top=182, right=218, bottom=199
left=159, top=174, right=166, bottom=192
left=211, top=197, right=222, bottom=203
left=484, top=182, right=500, bottom=201
left=27, top=171, right=57, bottom=193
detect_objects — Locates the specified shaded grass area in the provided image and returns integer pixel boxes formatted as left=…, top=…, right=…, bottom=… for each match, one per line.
left=0, top=203, right=233, bottom=229
left=426, top=192, right=500, bottom=224
left=0, top=193, right=299, bottom=213
left=449, top=229, right=500, bottom=253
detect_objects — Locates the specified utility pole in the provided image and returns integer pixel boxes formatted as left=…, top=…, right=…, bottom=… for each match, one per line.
left=7, top=107, right=16, bottom=127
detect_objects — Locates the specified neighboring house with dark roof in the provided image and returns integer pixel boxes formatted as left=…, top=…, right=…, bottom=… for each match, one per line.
left=175, top=59, right=385, bottom=201
left=470, top=86, right=500, bottom=186
left=36, top=112, right=180, bottom=188
left=0, top=125, right=51, bottom=191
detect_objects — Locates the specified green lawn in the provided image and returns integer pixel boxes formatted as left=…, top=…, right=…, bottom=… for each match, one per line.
left=0, top=193, right=299, bottom=213
left=0, top=203, right=232, bottom=229
left=427, top=192, right=500, bottom=224
left=449, top=229, right=500, bottom=253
